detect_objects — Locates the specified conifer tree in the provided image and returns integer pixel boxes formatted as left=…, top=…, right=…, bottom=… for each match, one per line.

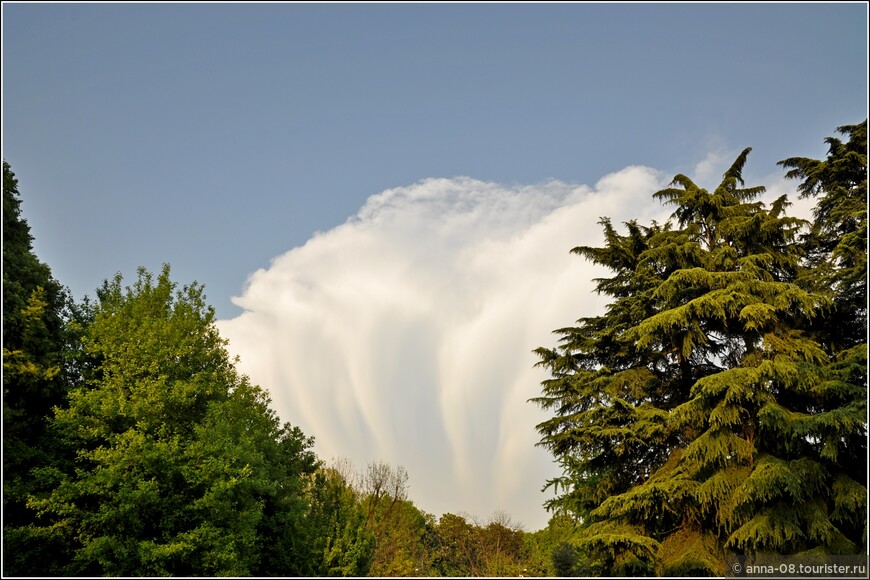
left=533, top=143, right=866, bottom=575
left=777, top=119, right=868, bottom=552
left=2, top=161, right=75, bottom=576
left=778, top=121, right=866, bottom=355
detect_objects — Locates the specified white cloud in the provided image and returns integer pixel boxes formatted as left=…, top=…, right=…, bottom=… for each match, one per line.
left=217, top=167, right=680, bottom=530
left=692, top=150, right=731, bottom=184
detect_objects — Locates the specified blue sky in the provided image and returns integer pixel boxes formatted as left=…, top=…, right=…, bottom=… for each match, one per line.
left=3, top=2, right=867, bottom=530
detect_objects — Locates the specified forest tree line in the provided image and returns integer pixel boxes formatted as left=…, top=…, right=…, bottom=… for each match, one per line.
left=3, top=120, right=867, bottom=576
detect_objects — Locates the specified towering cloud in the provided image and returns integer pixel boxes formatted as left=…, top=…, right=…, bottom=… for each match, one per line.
left=218, top=166, right=679, bottom=529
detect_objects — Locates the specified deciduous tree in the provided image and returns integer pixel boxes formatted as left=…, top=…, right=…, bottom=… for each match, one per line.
left=302, top=465, right=375, bottom=577
left=27, top=267, right=319, bottom=575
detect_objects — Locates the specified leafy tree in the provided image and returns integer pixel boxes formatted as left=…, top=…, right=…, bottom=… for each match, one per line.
left=413, top=510, right=444, bottom=576
left=2, top=161, right=67, bottom=354
left=533, top=143, right=866, bottom=575
left=523, top=513, right=587, bottom=577
left=2, top=161, right=75, bottom=576
left=432, top=513, right=481, bottom=576
left=303, top=466, right=375, bottom=577
left=356, top=461, right=422, bottom=576
left=26, top=266, right=319, bottom=575
left=319, top=458, right=430, bottom=576
left=476, top=511, right=526, bottom=576
left=366, top=498, right=431, bottom=576
left=426, top=510, right=532, bottom=577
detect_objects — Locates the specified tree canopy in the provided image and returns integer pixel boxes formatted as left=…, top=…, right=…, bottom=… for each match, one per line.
left=18, top=267, right=320, bottom=575
left=3, top=160, right=76, bottom=575
left=533, top=123, right=867, bottom=575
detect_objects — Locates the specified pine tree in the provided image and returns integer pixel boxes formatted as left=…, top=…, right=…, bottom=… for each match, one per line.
left=533, top=144, right=866, bottom=575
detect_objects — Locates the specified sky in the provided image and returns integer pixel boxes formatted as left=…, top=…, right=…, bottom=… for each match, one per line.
left=2, top=2, right=867, bottom=530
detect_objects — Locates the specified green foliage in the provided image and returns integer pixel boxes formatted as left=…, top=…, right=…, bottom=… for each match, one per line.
left=2, top=162, right=67, bottom=353
left=533, top=130, right=867, bottom=575
left=314, top=459, right=437, bottom=577
left=303, top=467, right=376, bottom=577
left=431, top=512, right=481, bottom=576
left=779, top=120, right=867, bottom=350
left=551, top=541, right=578, bottom=576
left=521, top=513, right=586, bottom=576
left=352, top=461, right=440, bottom=576
left=3, top=161, right=76, bottom=576
left=23, top=266, right=321, bottom=575
left=3, top=288, right=62, bottom=423
left=658, top=527, right=724, bottom=576
left=476, top=513, right=527, bottom=576
left=418, top=510, right=536, bottom=577
left=366, top=498, right=430, bottom=576
left=777, top=119, right=868, bottom=552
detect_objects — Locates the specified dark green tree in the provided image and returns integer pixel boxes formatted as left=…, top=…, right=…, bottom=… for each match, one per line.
left=778, top=121, right=867, bottom=349
left=551, top=541, right=578, bottom=577
left=26, top=266, right=319, bottom=575
left=533, top=144, right=866, bottom=575
left=532, top=215, right=689, bottom=575
left=2, top=161, right=76, bottom=576
left=2, top=161, right=67, bottom=354
left=777, top=119, right=868, bottom=551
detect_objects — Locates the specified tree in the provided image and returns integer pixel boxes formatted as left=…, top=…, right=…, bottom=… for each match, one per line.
left=778, top=120, right=867, bottom=350
left=523, top=513, right=587, bottom=577
left=366, top=498, right=431, bottom=576
left=2, top=161, right=67, bottom=354
left=432, top=513, right=481, bottom=576
left=26, top=266, right=319, bottom=575
left=551, top=541, right=577, bottom=577
left=360, top=460, right=409, bottom=523
left=533, top=144, right=866, bottom=575
left=2, top=161, right=75, bottom=576
left=532, top=214, right=689, bottom=575
left=302, top=466, right=376, bottom=577
left=777, top=119, right=868, bottom=551
left=476, top=511, right=526, bottom=576
left=331, top=459, right=431, bottom=576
